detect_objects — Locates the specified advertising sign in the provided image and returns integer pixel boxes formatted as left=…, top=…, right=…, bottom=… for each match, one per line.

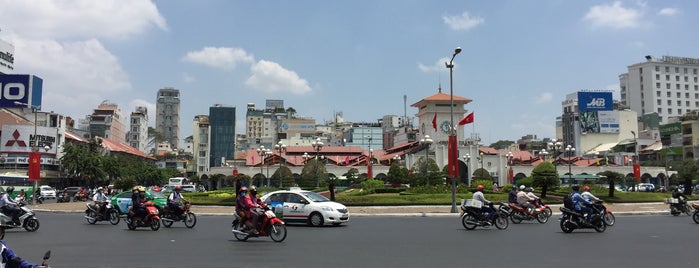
left=0, top=74, right=43, bottom=108
left=577, top=92, right=613, bottom=111
left=0, top=39, right=13, bottom=74
left=1, top=125, right=57, bottom=153
left=580, top=111, right=619, bottom=133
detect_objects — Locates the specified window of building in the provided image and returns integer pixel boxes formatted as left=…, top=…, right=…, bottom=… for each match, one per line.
left=657, top=99, right=662, bottom=105
left=686, top=85, right=690, bottom=90
left=675, top=67, right=679, bottom=73
left=696, top=101, right=699, bottom=107
left=685, top=68, right=688, bottom=74
left=694, top=77, right=698, bottom=83
left=656, top=82, right=661, bottom=88
left=676, top=75, right=680, bottom=81
left=695, top=93, right=698, bottom=98
left=677, top=100, right=682, bottom=106
left=667, top=91, right=671, bottom=97
left=679, top=109, right=683, bottom=114
left=685, top=76, right=689, bottom=82
left=666, top=83, right=671, bottom=89
left=686, top=93, right=690, bottom=98
left=676, top=84, right=681, bottom=90
left=667, top=100, right=672, bottom=105
left=694, top=68, right=697, bottom=75
left=658, top=108, right=662, bottom=113
left=668, top=108, right=673, bottom=114
left=696, top=85, right=699, bottom=91
left=656, top=91, right=661, bottom=97
left=666, top=66, right=670, bottom=72
left=677, top=92, right=681, bottom=98
left=655, top=66, right=660, bottom=72
left=686, top=101, right=690, bottom=106
left=666, top=74, right=670, bottom=80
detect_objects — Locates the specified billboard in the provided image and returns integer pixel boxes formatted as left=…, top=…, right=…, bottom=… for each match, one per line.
left=0, top=39, right=13, bottom=74
left=1, top=125, right=57, bottom=153
left=0, top=74, right=43, bottom=108
left=578, top=91, right=613, bottom=111
left=580, top=110, right=619, bottom=133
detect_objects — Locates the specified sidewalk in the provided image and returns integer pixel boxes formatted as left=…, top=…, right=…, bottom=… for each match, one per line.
left=29, top=201, right=673, bottom=216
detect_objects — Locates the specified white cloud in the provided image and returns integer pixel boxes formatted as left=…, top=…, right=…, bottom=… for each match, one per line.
left=534, top=92, right=553, bottom=104
left=182, top=47, right=255, bottom=71
left=583, top=1, right=642, bottom=29
left=245, top=60, right=312, bottom=95
left=14, top=38, right=132, bottom=118
left=0, top=0, right=167, bottom=40
left=658, top=8, right=678, bottom=16
left=418, top=57, right=450, bottom=72
left=182, top=73, right=195, bottom=83
left=443, top=11, right=484, bottom=31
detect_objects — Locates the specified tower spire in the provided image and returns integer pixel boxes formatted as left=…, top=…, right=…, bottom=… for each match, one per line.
left=438, top=82, right=442, bottom=93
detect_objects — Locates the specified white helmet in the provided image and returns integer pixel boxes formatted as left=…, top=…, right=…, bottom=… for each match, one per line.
left=519, top=185, right=526, bottom=190
left=97, top=187, right=104, bottom=192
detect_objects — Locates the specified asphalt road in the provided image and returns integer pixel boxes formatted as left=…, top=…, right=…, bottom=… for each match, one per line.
left=4, top=212, right=698, bottom=268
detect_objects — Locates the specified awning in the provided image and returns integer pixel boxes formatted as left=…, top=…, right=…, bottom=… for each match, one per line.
left=584, top=142, right=617, bottom=155
left=0, top=171, right=29, bottom=181
left=639, top=141, right=663, bottom=152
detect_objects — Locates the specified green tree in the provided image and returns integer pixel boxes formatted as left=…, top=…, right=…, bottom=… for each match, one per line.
left=343, top=168, right=362, bottom=185
left=386, top=163, right=408, bottom=185
left=300, top=158, right=327, bottom=188
left=410, top=156, right=440, bottom=186
left=598, top=170, right=624, bottom=197
left=471, top=168, right=492, bottom=182
left=676, top=159, right=698, bottom=195
left=271, top=166, right=294, bottom=188
left=489, top=140, right=515, bottom=150
left=531, top=161, right=559, bottom=198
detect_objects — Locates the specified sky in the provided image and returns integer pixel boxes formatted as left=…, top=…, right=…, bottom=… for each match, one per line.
left=0, top=0, right=698, bottom=146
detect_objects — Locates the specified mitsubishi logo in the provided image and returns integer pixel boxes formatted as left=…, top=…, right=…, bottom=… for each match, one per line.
left=5, top=130, right=27, bottom=147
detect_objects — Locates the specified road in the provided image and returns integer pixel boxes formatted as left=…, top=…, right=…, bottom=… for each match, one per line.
left=5, top=212, right=698, bottom=268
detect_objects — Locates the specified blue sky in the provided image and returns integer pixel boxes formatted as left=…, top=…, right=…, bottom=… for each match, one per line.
left=1, top=0, right=697, bottom=145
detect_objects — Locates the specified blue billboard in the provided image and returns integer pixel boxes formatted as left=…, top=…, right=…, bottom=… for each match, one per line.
left=0, top=74, right=43, bottom=109
left=578, top=91, right=612, bottom=111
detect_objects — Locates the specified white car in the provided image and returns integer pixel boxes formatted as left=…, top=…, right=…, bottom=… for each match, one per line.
left=39, top=185, right=56, bottom=199
left=261, top=189, right=349, bottom=227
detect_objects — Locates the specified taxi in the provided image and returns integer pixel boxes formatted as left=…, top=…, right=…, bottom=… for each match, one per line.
left=110, top=189, right=167, bottom=215
left=260, top=188, right=349, bottom=227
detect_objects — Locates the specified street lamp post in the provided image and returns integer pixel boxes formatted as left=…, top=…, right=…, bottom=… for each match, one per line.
left=312, top=138, right=324, bottom=188
left=463, top=154, right=471, bottom=185
left=256, top=145, right=267, bottom=187
left=275, top=141, right=287, bottom=188
left=15, top=101, right=41, bottom=205
left=446, top=47, right=462, bottom=213
left=419, top=135, right=433, bottom=185
left=540, top=149, right=548, bottom=161
left=264, top=149, right=273, bottom=186
left=566, top=145, right=575, bottom=185
left=506, top=151, right=513, bottom=184
left=479, top=152, right=484, bottom=170
left=366, top=136, right=373, bottom=179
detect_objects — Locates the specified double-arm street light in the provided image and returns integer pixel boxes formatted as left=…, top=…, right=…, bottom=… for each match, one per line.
left=312, top=138, right=324, bottom=188
left=275, top=141, right=287, bottom=188
left=463, top=154, right=471, bottom=185
left=540, top=149, right=548, bottom=161
left=565, top=145, right=576, bottom=185
left=419, top=135, right=433, bottom=185
left=256, top=145, right=267, bottom=187
left=446, top=47, right=462, bottom=213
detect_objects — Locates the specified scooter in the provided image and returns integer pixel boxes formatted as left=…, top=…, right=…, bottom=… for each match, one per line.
left=460, top=201, right=509, bottom=230
left=507, top=202, right=549, bottom=224
left=691, top=203, right=699, bottom=224
left=0, top=199, right=40, bottom=232
left=559, top=207, right=606, bottom=233
left=232, top=205, right=287, bottom=242
left=589, top=201, right=615, bottom=226
left=56, top=191, right=70, bottom=203
left=84, top=201, right=120, bottom=225
left=126, top=201, right=161, bottom=231
left=669, top=196, right=691, bottom=216
left=161, top=201, right=197, bottom=228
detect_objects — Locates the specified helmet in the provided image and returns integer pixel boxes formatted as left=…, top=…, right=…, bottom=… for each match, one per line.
left=527, top=187, right=534, bottom=192
left=519, top=185, right=525, bottom=190
left=132, top=186, right=139, bottom=191
left=476, top=185, right=484, bottom=191
left=97, top=187, right=104, bottom=192
left=239, top=186, right=248, bottom=193
left=137, top=186, right=146, bottom=192
left=572, top=185, right=580, bottom=191
left=249, top=185, right=257, bottom=193
left=175, top=186, right=182, bottom=191
left=5, top=186, right=13, bottom=193
left=583, top=185, right=590, bottom=191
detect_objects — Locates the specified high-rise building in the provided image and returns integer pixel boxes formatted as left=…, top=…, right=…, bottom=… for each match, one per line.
left=87, top=101, right=126, bottom=143
left=192, top=115, right=210, bottom=173
left=209, top=105, right=236, bottom=167
left=155, top=87, right=180, bottom=149
left=620, top=55, right=699, bottom=124
left=126, top=106, right=148, bottom=152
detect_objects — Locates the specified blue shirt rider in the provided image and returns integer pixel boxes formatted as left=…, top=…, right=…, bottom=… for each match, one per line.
left=571, top=185, right=593, bottom=222
left=1, top=240, right=38, bottom=268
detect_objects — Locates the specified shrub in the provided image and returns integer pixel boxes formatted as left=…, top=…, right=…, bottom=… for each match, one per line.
left=360, top=180, right=384, bottom=194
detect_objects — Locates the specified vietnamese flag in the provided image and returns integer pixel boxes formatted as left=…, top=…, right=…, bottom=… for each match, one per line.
left=458, top=112, right=474, bottom=125
left=633, top=164, right=641, bottom=180
left=29, top=152, right=41, bottom=181
left=431, top=112, right=437, bottom=131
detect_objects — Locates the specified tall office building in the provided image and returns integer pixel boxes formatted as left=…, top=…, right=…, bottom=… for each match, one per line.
left=87, top=101, right=126, bottom=143
left=192, top=115, right=210, bottom=173
left=155, top=87, right=181, bottom=149
left=127, top=106, right=149, bottom=152
left=620, top=55, right=699, bottom=124
left=209, top=105, right=236, bottom=167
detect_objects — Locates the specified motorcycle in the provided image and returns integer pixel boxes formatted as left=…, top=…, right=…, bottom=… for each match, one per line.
left=589, top=201, right=615, bottom=226
left=0, top=200, right=40, bottom=232
left=559, top=207, right=606, bottom=233
left=126, top=201, right=161, bottom=231
left=507, top=202, right=550, bottom=224
left=161, top=201, right=197, bottom=228
left=692, top=203, right=699, bottom=224
left=84, top=202, right=120, bottom=225
left=56, top=191, right=71, bottom=203
left=232, top=205, right=287, bottom=242
left=668, top=196, right=691, bottom=216
left=459, top=201, right=509, bottom=230
left=533, top=199, right=552, bottom=218
left=74, top=191, right=89, bottom=202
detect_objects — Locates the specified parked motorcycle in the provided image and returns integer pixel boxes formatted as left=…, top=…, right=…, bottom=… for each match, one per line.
left=56, top=191, right=71, bottom=203
left=232, top=205, right=287, bottom=242
left=0, top=200, right=40, bottom=232
left=126, top=201, right=160, bottom=231
left=559, top=207, right=606, bottom=233
left=691, top=203, right=699, bottom=224
left=460, top=201, right=509, bottom=230
left=84, top=202, right=120, bottom=225
left=589, top=201, right=615, bottom=226
left=507, top=203, right=550, bottom=224
left=161, top=201, right=197, bottom=228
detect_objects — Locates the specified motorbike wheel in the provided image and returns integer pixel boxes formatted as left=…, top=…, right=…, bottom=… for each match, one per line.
left=162, top=213, right=174, bottom=228
left=86, top=211, right=97, bottom=225
left=269, top=223, right=287, bottom=242
left=603, top=212, right=615, bottom=226
left=560, top=215, right=574, bottom=233
left=232, top=220, right=249, bottom=241
left=494, top=215, right=508, bottom=230
left=684, top=205, right=691, bottom=216
left=510, top=212, right=523, bottom=224
left=24, top=218, right=40, bottom=232
left=150, top=218, right=160, bottom=231
left=108, top=209, right=120, bottom=225
left=543, top=207, right=552, bottom=218
left=693, top=211, right=699, bottom=224
left=127, top=220, right=136, bottom=230
left=593, top=219, right=606, bottom=233
left=536, top=211, right=549, bottom=224
left=461, top=214, right=477, bottom=230
left=184, top=213, right=197, bottom=228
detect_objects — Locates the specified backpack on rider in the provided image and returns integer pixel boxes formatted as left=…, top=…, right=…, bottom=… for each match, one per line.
left=563, top=193, right=574, bottom=209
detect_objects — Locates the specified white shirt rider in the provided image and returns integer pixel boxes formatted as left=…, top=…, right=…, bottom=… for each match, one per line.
left=168, top=191, right=183, bottom=204
left=93, top=191, right=108, bottom=202
left=0, top=193, right=17, bottom=208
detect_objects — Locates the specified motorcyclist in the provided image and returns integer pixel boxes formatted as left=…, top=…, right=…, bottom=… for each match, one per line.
left=571, top=185, right=593, bottom=223
left=516, top=185, right=537, bottom=213
left=234, top=187, right=259, bottom=234
left=581, top=185, right=601, bottom=202
left=0, top=240, right=39, bottom=268
left=526, top=187, right=542, bottom=208
left=248, top=186, right=266, bottom=227
left=472, top=184, right=494, bottom=224
left=16, top=190, right=26, bottom=202
left=671, top=186, right=687, bottom=211
left=129, top=187, right=147, bottom=222
left=508, top=185, right=518, bottom=205
left=92, top=187, right=109, bottom=216
left=0, top=187, right=21, bottom=225
left=167, top=186, right=187, bottom=217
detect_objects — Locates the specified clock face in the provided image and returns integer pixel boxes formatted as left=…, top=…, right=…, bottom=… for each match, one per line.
left=440, top=121, right=451, bottom=133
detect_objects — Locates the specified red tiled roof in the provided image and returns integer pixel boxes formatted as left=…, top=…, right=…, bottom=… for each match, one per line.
left=65, top=131, right=87, bottom=143
left=64, top=131, right=153, bottom=160
left=411, top=92, right=472, bottom=107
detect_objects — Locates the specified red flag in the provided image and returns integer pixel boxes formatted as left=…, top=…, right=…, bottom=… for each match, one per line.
left=431, top=112, right=437, bottom=131
left=458, top=112, right=474, bottom=125
left=633, top=164, right=641, bottom=180
left=344, top=155, right=350, bottom=165
left=28, top=152, right=41, bottom=181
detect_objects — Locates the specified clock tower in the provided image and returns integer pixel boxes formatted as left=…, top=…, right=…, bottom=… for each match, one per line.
left=411, top=86, right=472, bottom=144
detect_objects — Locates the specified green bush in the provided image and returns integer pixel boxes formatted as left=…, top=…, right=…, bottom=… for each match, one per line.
left=360, top=180, right=384, bottom=194
left=375, top=188, right=407, bottom=194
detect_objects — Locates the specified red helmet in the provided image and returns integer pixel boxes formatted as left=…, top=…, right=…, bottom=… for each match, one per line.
left=583, top=185, right=590, bottom=191
left=239, top=186, right=248, bottom=193
left=476, top=185, right=484, bottom=191
left=175, top=186, right=182, bottom=191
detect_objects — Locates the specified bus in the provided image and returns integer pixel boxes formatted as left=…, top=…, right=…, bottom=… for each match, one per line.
left=167, top=177, right=188, bottom=186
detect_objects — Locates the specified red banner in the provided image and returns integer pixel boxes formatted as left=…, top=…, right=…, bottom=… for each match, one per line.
left=633, top=164, right=641, bottom=180
left=448, top=136, right=459, bottom=178
left=28, top=152, right=41, bottom=181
